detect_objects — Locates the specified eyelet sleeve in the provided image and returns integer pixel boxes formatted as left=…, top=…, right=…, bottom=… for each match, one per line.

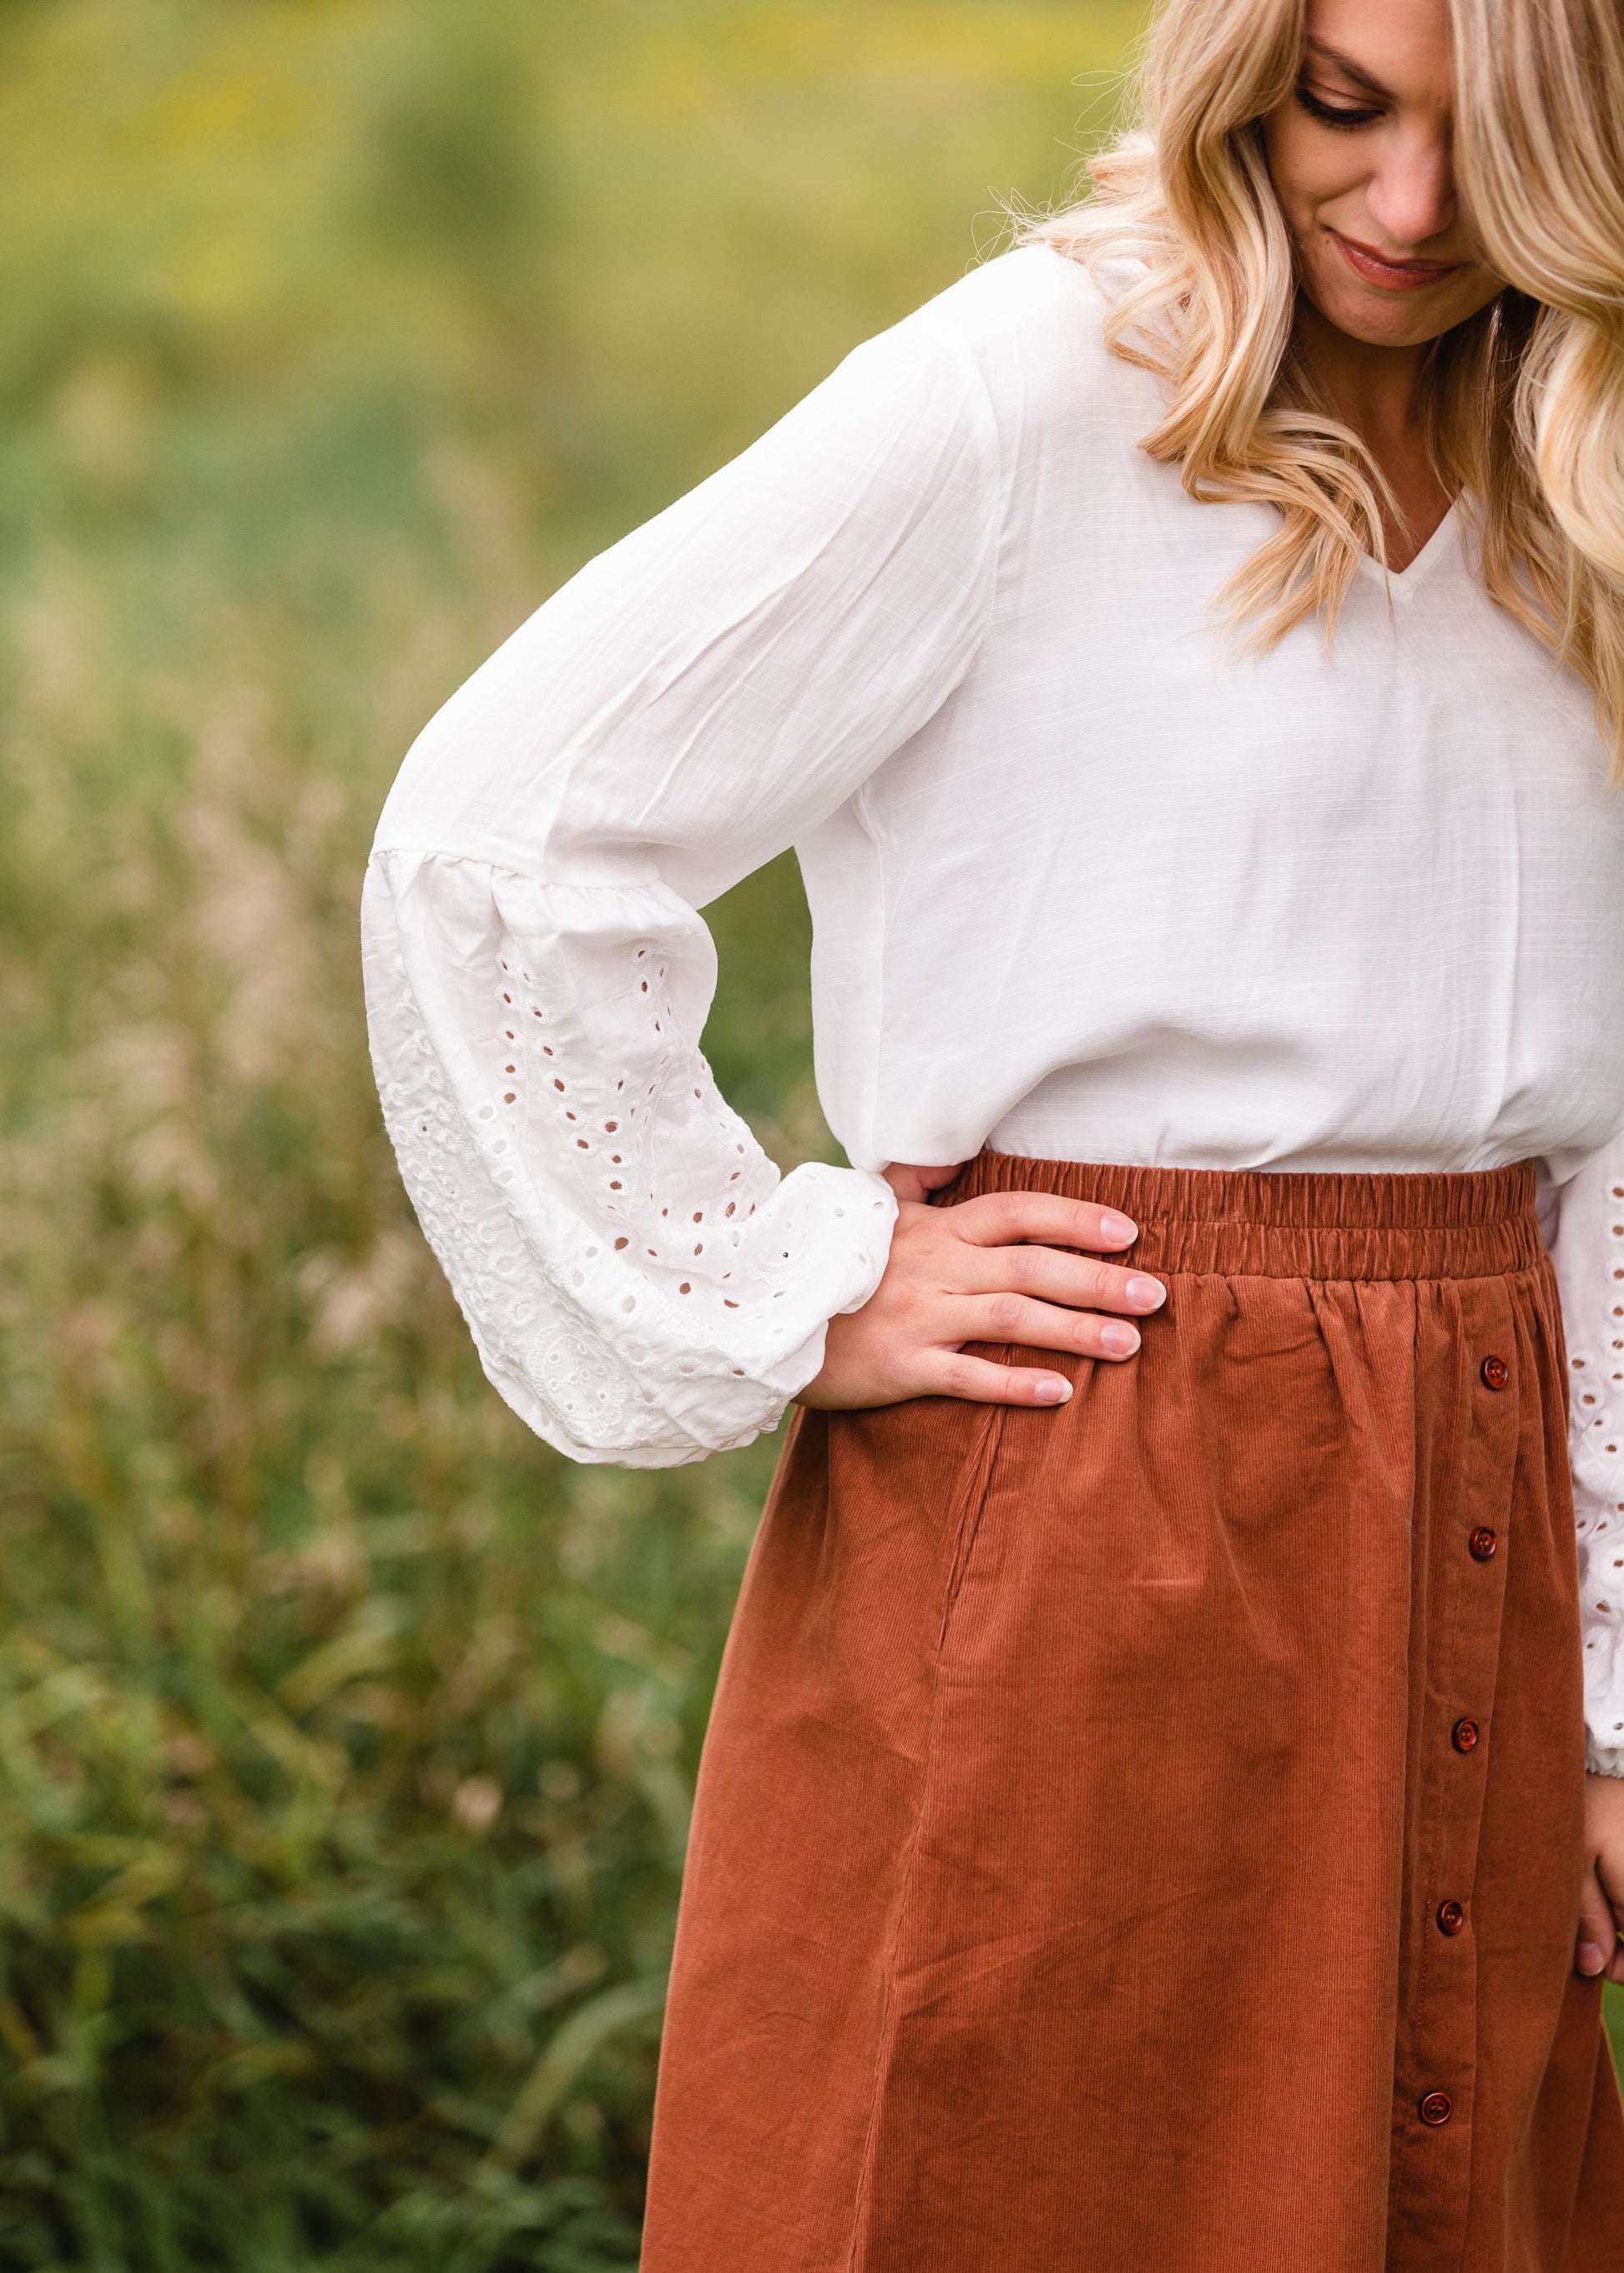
left=1549, top=1133, right=1624, bottom=1773
left=364, top=310, right=1002, bottom=1464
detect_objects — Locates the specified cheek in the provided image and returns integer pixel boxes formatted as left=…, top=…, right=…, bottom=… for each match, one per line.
left=1262, top=111, right=1360, bottom=243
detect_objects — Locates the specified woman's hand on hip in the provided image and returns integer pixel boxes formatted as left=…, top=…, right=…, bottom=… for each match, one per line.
left=1576, top=1772, right=1624, bottom=1982
left=798, top=1162, right=1166, bottom=1413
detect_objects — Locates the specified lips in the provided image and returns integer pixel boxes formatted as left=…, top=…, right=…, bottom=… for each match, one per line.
left=1329, top=229, right=1461, bottom=291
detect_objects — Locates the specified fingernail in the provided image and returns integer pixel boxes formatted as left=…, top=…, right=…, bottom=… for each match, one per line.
left=1101, top=1322, right=1141, bottom=1358
left=1101, top=1212, right=1137, bottom=1245
left=1578, top=1942, right=1609, bottom=1976
left=1127, top=1276, right=1166, bottom=1312
left=1035, top=1375, right=1072, bottom=1405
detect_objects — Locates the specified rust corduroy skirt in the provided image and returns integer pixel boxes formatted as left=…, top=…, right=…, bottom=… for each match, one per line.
left=642, top=1155, right=1624, bottom=2271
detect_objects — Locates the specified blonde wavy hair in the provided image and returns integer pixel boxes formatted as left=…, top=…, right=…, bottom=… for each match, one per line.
left=1036, top=0, right=1624, bottom=767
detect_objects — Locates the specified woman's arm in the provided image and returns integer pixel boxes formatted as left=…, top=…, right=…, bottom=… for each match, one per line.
left=1547, top=1135, right=1624, bottom=1977
left=365, top=306, right=1005, bottom=1466
left=1549, top=1136, right=1624, bottom=1774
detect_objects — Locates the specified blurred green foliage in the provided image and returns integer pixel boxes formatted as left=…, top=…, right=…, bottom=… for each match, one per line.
left=0, top=0, right=1151, bottom=2264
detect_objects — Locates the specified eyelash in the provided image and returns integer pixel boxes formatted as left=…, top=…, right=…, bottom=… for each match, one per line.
left=1294, top=84, right=1383, bottom=131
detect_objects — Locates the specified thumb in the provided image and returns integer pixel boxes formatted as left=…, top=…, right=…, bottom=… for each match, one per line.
left=884, top=1161, right=966, bottom=1205
left=1576, top=1862, right=1616, bottom=1978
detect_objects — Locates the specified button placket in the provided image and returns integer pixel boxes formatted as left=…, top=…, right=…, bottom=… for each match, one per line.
left=1385, top=1293, right=1521, bottom=2267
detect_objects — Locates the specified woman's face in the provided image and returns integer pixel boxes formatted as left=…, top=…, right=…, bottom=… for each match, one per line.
left=1263, top=0, right=1505, bottom=348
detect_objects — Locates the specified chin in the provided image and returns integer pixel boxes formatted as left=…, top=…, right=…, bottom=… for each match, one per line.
left=1324, top=302, right=1448, bottom=347
left=1304, top=268, right=1465, bottom=350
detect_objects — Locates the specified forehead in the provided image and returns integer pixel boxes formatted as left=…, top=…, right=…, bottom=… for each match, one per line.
left=1304, top=0, right=1455, bottom=101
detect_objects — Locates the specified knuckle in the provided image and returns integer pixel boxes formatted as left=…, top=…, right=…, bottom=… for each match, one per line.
left=1004, top=1245, right=1039, bottom=1293
left=973, top=1191, right=1010, bottom=1245
left=987, top=1292, right=1024, bottom=1335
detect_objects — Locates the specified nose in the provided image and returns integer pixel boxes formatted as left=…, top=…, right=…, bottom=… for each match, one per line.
left=1364, top=127, right=1456, bottom=250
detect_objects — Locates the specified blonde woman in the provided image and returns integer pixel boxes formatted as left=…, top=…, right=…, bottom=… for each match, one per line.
left=364, top=0, right=1624, bottom=2260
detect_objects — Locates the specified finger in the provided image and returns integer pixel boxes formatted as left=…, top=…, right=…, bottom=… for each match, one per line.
left=1609, top=1891, right=1624, bottom=1982
left=1576, top=1865, right=1616, bottom=1978
left=950, top=1189, right=1141, bottom=1256
left=1593, top=1827, right=1624, bottom=1923
left=960, top=1242, right=1166, bottom=1317
left=912, top=1350, right=1077, bottom=1407
left=954, top=1292, right=1145, bottom=1361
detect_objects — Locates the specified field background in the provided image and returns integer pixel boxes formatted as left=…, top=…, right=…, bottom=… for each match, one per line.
left=0, top=3, right=1615, bottom=2267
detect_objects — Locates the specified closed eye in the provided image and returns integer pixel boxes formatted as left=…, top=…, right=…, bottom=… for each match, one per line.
left=1294, top=83, right=1384, bottom=130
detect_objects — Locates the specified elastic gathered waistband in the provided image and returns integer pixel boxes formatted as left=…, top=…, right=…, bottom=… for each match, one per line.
left=943, top=1151, right=1544, bottom=1283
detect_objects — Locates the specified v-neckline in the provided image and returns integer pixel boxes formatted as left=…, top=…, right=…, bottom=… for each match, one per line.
left=1356, top=501, right=1461, bottom=599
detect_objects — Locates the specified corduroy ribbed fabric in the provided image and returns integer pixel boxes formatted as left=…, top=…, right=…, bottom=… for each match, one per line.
left=642, top=1155, right=1624, bottom=2272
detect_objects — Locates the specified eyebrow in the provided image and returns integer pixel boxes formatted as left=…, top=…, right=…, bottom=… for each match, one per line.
left=1303, top=36, right=1394, bottom=99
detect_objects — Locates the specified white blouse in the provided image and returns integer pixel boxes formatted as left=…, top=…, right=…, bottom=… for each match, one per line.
left=364, top=244, right=1624, bottom=1770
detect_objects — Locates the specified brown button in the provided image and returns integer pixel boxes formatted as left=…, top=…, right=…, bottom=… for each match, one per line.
left=1452, top=1716, right=1480, bottom=1754
left=1469, top=1526, right=1497, bottom=1561
left=1436, top=1899, right=1465, bottom=1936
left=1480, top=1354, right=1510, bottom=1391
left=1419, top=2090, right=1454, bottom=2126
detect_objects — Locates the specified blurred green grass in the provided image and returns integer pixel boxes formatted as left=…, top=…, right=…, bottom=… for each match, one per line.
left=0, top=3, right=1614, bottom=2265
left=0, top=1, right=1149, bottom=2264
